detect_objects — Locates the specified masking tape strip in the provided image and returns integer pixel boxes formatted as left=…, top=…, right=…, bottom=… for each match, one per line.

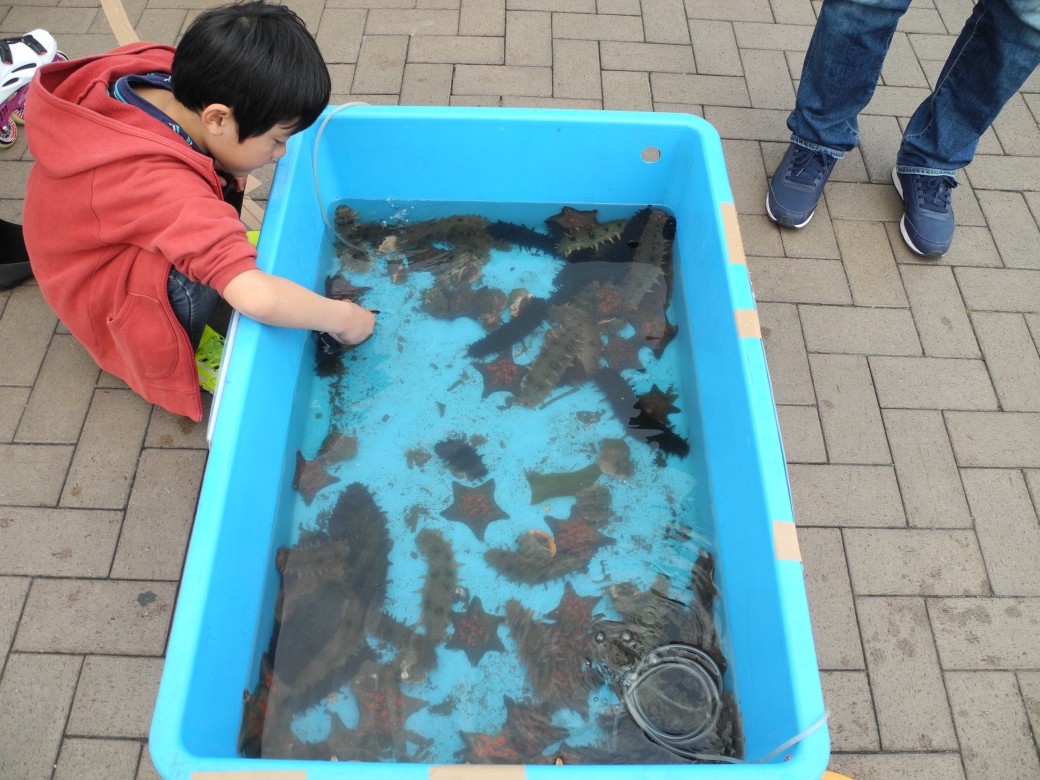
left=430, top=766, right=527, bottom=780
left=720, top=202, right=746, bottom=265
left=773, top=520, right=802, bottom=562
left=734, top=308, right=761, bottom=339
left=100, top=0, right=140, bottom=46
left=192, top=773, right=306, bottom=779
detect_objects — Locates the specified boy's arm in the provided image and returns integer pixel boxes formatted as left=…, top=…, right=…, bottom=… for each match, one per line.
left=222, top=269, right=375, bottom=345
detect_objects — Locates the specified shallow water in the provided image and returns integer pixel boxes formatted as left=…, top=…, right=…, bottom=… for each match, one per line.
left=240, top=201, right=742, bottom=764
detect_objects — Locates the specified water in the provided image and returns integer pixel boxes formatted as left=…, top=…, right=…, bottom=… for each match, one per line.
left=239, top=200, right=742, bottom=764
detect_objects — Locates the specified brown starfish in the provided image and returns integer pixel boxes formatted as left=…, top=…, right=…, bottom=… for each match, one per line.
left=546, top=206, right=600, bottom=236
left=292, top=450, right=339, bottom=505
left=636, top=383, right=680, bottom=424
left=446, top=596, right=506, bottom=666
left=440, top=479, right=509, bottom=540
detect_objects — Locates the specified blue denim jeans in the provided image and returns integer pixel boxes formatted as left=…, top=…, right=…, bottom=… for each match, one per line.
left=167, top=266, right=219, bottom=350
left=788, top=0, right=1040, bottom=175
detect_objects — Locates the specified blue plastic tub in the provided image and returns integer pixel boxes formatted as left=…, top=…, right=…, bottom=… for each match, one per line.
left=151, top=106, right=828, bottom=779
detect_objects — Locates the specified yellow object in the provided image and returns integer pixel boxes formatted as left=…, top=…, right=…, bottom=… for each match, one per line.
left=821, top=772, right=856, bottom=780
left=195, top=325, right=225, bottom=393
left=246, top=230, right=260, bottom=246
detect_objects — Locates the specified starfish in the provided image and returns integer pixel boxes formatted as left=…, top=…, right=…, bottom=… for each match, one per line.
left=602, top=333, right=644, bottom=372
left=636, top=383, right=681, bottom=424
left=546, top=206, right=600, bottom=236
left=325, top=275, right=371, bottom=302
left=447, top=596, right=506, bottom=666
left=440, top=479, right=509, bottom=540
left=292, top=450, right=339, bottom=505
left=545, top=515, right=615, bottom=558
left=475, top=354, right=528, bottom=397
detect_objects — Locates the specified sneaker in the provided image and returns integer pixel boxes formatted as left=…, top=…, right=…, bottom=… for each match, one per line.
left=892, top=167, right=956, bottom=257
left=766, top=143, right=838, bottom=228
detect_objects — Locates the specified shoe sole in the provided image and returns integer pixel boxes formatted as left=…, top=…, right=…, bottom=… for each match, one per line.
left=891, top=168, right=947, bottom=258
left=764, top=191, right=813, bottom=229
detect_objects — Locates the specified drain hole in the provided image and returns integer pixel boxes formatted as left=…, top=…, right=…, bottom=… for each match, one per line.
left=642, top=146, right=662, bottom=163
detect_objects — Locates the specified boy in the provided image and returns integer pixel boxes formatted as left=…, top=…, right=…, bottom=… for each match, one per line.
left=23, top=1, right=374, bottom=422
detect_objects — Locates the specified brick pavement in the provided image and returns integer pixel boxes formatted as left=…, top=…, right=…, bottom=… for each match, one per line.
left=2, top=1, right=1040, bottom=778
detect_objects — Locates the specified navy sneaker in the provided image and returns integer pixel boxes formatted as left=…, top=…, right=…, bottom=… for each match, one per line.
left=766, top=143, right=838, bottom=228
left=892, top=168, right=957, bottom=257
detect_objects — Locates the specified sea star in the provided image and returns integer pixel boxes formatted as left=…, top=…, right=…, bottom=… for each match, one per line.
left=292, top=450, right=340, bottom=505
left=637, top=383, right=681, bottom=424
left=440, top=479, right=509, bottom=540
left=546, top=206, right=600, bottom=236
left=602, top=333, right=644, bottom=372
left=545, top=515, right=615, bottom=558
left=446, top=596, right=506, bottom=666
left=475, top=354, right=528, bottom=398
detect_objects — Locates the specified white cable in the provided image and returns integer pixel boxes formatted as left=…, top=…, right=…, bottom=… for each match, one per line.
left=311, top=102, right=369, bottom=234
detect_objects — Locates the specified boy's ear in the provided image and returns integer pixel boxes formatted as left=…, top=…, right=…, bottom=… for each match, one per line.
left=199, top=103, right=235, bottom=136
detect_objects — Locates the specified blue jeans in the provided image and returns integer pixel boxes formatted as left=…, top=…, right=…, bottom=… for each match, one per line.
left=167, top=266, right=219, bottom=350
left=788, top=0, right=1040, bottom=175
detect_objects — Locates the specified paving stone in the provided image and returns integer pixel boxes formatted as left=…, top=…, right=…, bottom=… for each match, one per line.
left=757, top=302, right=814, bottom=405
left=721, top=139, right=768, bottom=216
left=366, top=8, right=460, bottom=33
left=899, top=264, right=980, bottom=358
left=991, top=93, right=1040, bottom=157
left=314, top=8, right=366, bottom=62
left=799, top=528, right=864, bottom=669
left=684, top=0, right=773, bottom=22
left=0, top=387, right=29, bottom=443
left=137, top=748, right=164, bottom=780
left=0, top=442, right=74, bottom=507
left=505, top=10, right=551, bottom=65
left=601, top=70, right=652, bottom=110
left=552, top=10, right=644, bottom=40
left=788, top=464, right=905, bottom=527
left=598, top=0, right=640, bottom=13
left=353, top=34, right=408, bottom=93
left=857, top=596, right=958, bottom=751
left=930, top=597, right=1040, bottom=669
left=401, top=62, right=454, bottom=105
left=0, top=285, right=58, bottom=388
left=892, top=224, right=1001, bottom=269
left=880, top=31, right=928, bottom=87
left=776, top=404, right=826, bottom=463
left=861, top=84, right=933, bottom=117
left=2, top=5, right=97, bottom=31
left=460, top=0, right=504, bottom=35
left=810, top=353, right=890, bottom=465
left=829, top=752, right=966, bottom=780
left=1020, top=670, right=1040, bottom=745
left=768, top=0, right=816, bottom=25
left=800, top=304, right=921, bottom=356
left=737, top=213, right=785, bottom=257
left=600, top=40, right=695, bottom=72
left=833, top=220, right=907, bottom=306
left=553, top=38, right=601, bottom=99
left=820, top=670, right=879, bottom=751
left=824, top=182, right=904, bottom=222
left=0, top=507, right=121, bottom=578
left=845, top=528, right=988, bottom=596
left=946, top=411, right=1040, bottom=468
left=742, top=48, right=794, bottom=110
left=732, top=20, right=813, bottom=51
left=54, top=738, right=141, bottom=780
left=67, top=656, right=164, bottom=739
left=956, top=267, right=1040, bottom=315
left=15, top=334, right=99, bottom=444
left=778, top=199, right=841, bottom=259
left=704, top=106, right=791, bottom=142
left=453, top=64, right=552, bottom=96
left=508, top=0, right=594, bottom=10
left=111, top=448, right=206, bottom=581
left=14, top=579, right=176, bottom=655
left=409, top=34, right=503, bottom=63
left=640, top=0, right=687, bottom=44
left=60, top=389, right=152, bottom=510
left=650, top=72, right=750, bottom=107
left=0, top=653, right=82, bottom=780
left=133, top=8, right=187, bottom=44
left=962, top=469, right=1040, bottom=597
left=857, top=114, right=904, bottom=184
left=946, top=671, right=1040, bottom=780
left=869, top=356, right=997, bottom=411
left=977, top=190, right=1040, bottom=270
left=965, top=154, right=1040, bottom=193
left=882, top=409, right=971, bottom=529
left=971, top=311, right=1040, bottom=412
left=144, top=402, right=208, bottom=449
left=0, top=576, right=29, bottom=672
left=688, top=19, right=742, bottom=76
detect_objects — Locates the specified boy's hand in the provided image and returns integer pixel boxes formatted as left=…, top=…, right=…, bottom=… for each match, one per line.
left=327, top=300, right=376, bottom=345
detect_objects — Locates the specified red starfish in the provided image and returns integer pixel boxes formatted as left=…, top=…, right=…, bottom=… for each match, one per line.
left=447, top=596, right=505, bottom=666
left=475, top=355, right=528, bottom=397
left=440, top=479, right=509, bottom=540
left=545, top=515, right=615, bottom=558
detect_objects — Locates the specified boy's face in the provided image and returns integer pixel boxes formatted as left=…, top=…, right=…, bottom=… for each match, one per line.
left=209, top=118, right=296, bottom=179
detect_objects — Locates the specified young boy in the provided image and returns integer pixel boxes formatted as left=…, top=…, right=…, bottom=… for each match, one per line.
left=23, top=1, right=374, bottom=422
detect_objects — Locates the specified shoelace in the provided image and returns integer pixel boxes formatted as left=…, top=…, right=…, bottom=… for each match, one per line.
left=784, top=147, right=833, bottom=186
left=913, top=175, right=958, bottom=214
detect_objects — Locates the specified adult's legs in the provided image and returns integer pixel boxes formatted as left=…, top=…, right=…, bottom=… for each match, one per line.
left=787, top=0, right=911, bottom=159
left=897, top=0, right=1040, bottom=174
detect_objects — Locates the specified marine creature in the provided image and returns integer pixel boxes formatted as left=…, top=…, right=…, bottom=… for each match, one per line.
left=596, top=438, right=633, bottom=479
left=446, top=596, right=506, bottom=666
left=342, top=660, right=430, bottom=761
left=591, top=366, right=690, bottom=458
left=546, top=206, right=601, bottom=237
left=519, top=305, right=599, bottom=407
left=545, top=514, right=615, bottom=559
left=526, top=463, right=602, bottom=504
left=475, top=354, right=528, bottom=398
left=325, top=275, right=371, bottom=303
left=238, top=652, right=273, bottom=758
left=434, top=437, right=489, bottom=481
left=415, top=528, right=458, bottom=643
left=636, top=384, right=681, bottom=425
left=556, top=218, right=627, bottom=258
left=487, top=220, right=560, bottom=256
left=440, top=479, right=509, bottom=540
left=292, top=450, right=339, bottom=505
left=467, top=296, right=550, bottom=358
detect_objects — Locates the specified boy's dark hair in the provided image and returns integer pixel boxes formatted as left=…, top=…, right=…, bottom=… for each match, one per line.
left=172, top=1, right=331, bottom=140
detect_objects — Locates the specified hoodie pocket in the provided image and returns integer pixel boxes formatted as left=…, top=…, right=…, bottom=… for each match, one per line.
left=107, top=292, right=182, bottom=384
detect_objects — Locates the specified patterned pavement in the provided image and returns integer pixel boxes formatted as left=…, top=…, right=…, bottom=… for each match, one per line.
left=2, top=1, right=1040, bottom=778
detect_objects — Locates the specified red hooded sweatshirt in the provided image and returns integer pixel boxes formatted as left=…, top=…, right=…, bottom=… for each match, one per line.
left=24, top=43, right=260, bottom=422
